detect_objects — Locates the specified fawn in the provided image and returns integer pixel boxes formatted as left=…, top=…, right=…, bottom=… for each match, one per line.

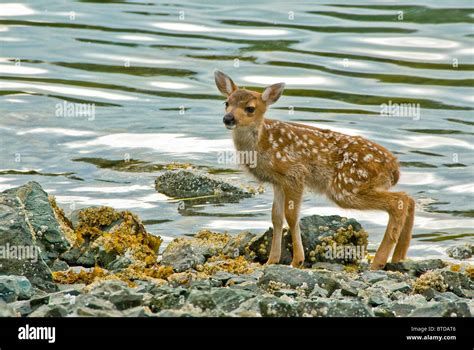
left=214, top=70, right=415, bottom=270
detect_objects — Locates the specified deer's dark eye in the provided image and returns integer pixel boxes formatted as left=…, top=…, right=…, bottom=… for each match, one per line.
left=225, top=101, right=229, bottom=108
left=245, top=106, right=255, bottom=114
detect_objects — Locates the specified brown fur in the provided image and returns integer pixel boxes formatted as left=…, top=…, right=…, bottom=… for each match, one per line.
left=214, top=71, right=414, bottom=269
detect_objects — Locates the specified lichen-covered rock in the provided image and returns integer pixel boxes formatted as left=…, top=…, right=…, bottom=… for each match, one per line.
left=439, top=270, right=473, bottom=297
left=223, top=231, right=256, bottom=258
left=248, top=215, right=368, bottom=266
left=155, top=170, right=253, bottom=200
left=446, top=244, right=473, bottom=260
left=161, top=243, right=206, bottom=273
left=59, top=206, right=162, bottom=271
left=413, top=271, right=448, bottom=294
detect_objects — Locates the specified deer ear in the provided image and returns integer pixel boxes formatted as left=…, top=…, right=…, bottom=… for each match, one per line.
left=214, top=70, right=237, bottom=96
left=262, top=83, right=285, bottom=105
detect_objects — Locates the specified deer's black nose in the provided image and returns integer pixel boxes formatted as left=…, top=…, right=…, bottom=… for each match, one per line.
left=223, top=113, right=235, bottom=126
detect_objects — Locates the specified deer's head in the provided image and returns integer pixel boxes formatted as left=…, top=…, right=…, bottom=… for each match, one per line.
left=214, top=70, right=285, bottom=130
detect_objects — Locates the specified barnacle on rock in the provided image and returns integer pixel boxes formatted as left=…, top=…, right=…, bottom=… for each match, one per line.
left=412, top=271, right=448, bottom=294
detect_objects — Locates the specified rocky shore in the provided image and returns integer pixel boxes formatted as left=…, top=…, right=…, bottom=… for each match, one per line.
left=0, top=181, right=472, bottom=317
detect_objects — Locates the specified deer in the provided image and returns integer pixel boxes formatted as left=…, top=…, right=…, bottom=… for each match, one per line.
left=214, top=70, right=415, bottom=270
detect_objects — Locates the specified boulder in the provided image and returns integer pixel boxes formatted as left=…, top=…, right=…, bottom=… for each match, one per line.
left=408, top=302, right=471, bottom=317
left=248, top=215, right=368, bottom=265
left=155, top=170, right=253, bottom=201
left=446, top=244, right=473, bottom=260
left=385, top=259, right=446, bottom=276
left=0, top=182, right=69, bottom=291
left=258, top=265, right=317, bottom=296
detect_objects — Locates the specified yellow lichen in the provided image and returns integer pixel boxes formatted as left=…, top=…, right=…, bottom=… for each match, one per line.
left=202, top=255, right=259, bottom=275
left=52, top=266, right=110, bottom=285
left=465, top=265, right=474, bottom=279
left=450, top=264, right=461, bottom=272
left=413, top=271, right=448, bottom=294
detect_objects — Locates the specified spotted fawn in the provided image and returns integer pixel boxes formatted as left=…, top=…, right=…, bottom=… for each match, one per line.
left=214, top=70, right=414, bottom=270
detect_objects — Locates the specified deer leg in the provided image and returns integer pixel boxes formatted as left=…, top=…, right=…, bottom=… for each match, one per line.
left=266, top=184, right=285, bottom=265
left=371, top=192, right=409, bottom=270
left=333, top=191, right=409, bottom=270
left=283, top=186, right=305, bottom=268
left=391, top=196, right=415, bottom=262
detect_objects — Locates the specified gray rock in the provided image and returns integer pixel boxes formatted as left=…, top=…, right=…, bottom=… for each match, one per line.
left=0, top=182, right=65, bottom=292
left=361, top=287, right=390, bottom=306
left=122, top=306, right=151, bottom=317
left=0, top=182, right=70, bottom=264
left=298, top=299, right=373, bottom=317
left=361, top=270, right=388, bottom=284
left=186, top=289, right=216, bottom=311
left=446, top=244, right=473, bottom=260
left=248, top=215, right=367, bottom=266
left=149, top=286, right=189, bottom=312
left=259, top=296, right=298, bottom=317
left=312, top=262, right=345, bottom=272
left=210, top=288, right=255, bottom=312
left=28, top=304, right=68, bottom=317
left=161, top=243, right=205, bottom=272
left=0, top=300, right=18, bottom=317
left=155, top=170, right=253, bottom=200
left=439, top=270, right=472, bottom=297
left=385, top=259, right=446, bottom=276
left=373, top=280, right=411, bottom=294
left=258, top=265, right=317, bottom=295
left=0, top=275, right=33, bottom=302
left=51, top=259, right=69, bottom=272
left=89, top=280, right=143, bottom=310
left=107, top=256, right=133, bottom=271
left=408, top=302, right=471, bottom=317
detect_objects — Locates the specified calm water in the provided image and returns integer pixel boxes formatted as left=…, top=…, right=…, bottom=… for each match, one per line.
left=0, top=0, right=473, bottom=260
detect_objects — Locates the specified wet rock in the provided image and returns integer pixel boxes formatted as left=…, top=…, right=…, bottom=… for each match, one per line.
left=298, top=299, right=373, bottom=317
left=149, top=286, right=188, bottom=312
left=88, top=280, right=144, bottom=310
left=259, top=296, right=298, bottom=317
left=385, top=259, right=446, bottom=276
left=258, top=265, right=317, bottom=296
left=408, top=302, right=471, bottom=317
left=248, top=215, right=367, bottom=266
left=0, top=275, right=33, bottom=302
left=388, top=295, right=427, bottom=317
left=446, top=244, right=473, bottom=260
left=155, top=170, right=253, bottom=200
